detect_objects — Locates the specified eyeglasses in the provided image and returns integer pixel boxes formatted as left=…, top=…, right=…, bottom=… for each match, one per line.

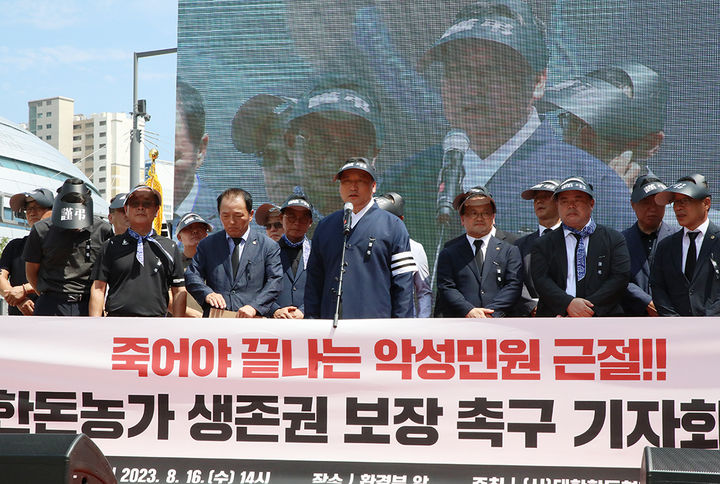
left=128, top=200, right=157, bottom=209
left=264, top=222, right=283, bottom=230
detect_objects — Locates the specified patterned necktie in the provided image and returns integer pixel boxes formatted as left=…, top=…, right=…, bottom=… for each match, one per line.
left=685, top=232, right=699, bottom=280
left=127, top=228, right=154, bottom=265
left=231, top=238, right=243, bottom=276
left=564, top=220, right=597, bottom=281
left=473, top=239, right=484, bottom=274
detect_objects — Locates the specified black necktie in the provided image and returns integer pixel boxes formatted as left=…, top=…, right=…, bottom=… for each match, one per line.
left=572, top=233, right=586, bottom=297
left=474, top=239, right=484, bottom=274
left=685, top=232, right=699, bottom=280
left=232, top=238, right=243, bottom=276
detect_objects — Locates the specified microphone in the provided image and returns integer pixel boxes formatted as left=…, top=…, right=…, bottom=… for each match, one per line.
left=436, top=130, right=469, bottom=224
left=343, top=202, right=354, bottom=234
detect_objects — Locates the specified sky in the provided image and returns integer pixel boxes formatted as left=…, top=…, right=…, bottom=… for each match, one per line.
left=0, top=0, right=178, bottom=163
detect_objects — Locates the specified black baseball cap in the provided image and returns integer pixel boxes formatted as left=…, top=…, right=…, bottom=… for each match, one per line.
left=655, top=174, right=711, bottom=205
left=334, top=157, right=377, bottom=182
left=10, top=188, right=54, bottom=214
left=521, top=179, right=561, bottom=200
left=630, top=174, right=667, bottom=203
left=553, top=176, right=595, bottom=199
left=109, top=193, right=128, bottom=210
left=280, top=195, right=313, bottom=214
left=176, top=212, right=212, bottom=235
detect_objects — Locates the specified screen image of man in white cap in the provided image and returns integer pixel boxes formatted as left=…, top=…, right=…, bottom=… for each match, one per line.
left=89, top=185, right=187, bottom=317
left=650, top=174, right=720, bottom=316
left=435, top=186, right=524, bottom=318
left=620, top=174, right=675, bottom=316
left=304, top=157, right=415, bottom=319
left=23, top=178, right=114, bottom=316
left=0, top=188, right=54, bottom=315
left=382, top=0, right=635, bottom=259
left=531, top=176, right=630, bottom=317
left=254, top=203, right=284, bottom=242
left=268, top=195, right=314, bottom=319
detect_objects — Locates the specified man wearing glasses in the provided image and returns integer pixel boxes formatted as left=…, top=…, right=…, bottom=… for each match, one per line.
left=254, top=203, right=284, bottom=242
left=435, top=186, right=524, bottom=318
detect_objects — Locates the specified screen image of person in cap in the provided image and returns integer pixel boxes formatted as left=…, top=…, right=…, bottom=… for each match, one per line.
left=304, top=157, right=416, bottom=319
left=175, top=212, right=212, bottom=317
left=23, top=178, right=114, bottom=316
left=108, top=193, right=129, bottom=235
left=173, top=80, right=219, bottom=230
left=0, top=188, right=54, bottom=315
left=375, top=192, right=433, bottom=318
left=267, top=194, right=314, bottom=319
left=620, top=174, right=675, bottom=316
left=254, top=203, right=284, bottom=242
left=650, top=174, right=720, bottom=316
left=541, top=63, right=668, bottom=189
left=531, top=176, right=630, bottom=317
left=89, top=186, right=188, bottom=317
left=382, top=0, right=635, bottom=263
left=435, top=186, right=524, bottom=318
left=232, top=74, right=382, bottom=217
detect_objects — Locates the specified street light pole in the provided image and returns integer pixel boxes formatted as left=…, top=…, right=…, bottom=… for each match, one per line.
left=130, top=47, right=177, bottom=189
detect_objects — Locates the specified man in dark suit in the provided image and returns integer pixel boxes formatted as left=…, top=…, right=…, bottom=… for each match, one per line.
left=269, top=195, right=313, bottom=319
left=185, top=188, right=282, bottom=317
left=515, top=180, right=561, bottom=300
left=435, top=186, right=524, bottom=318
left=531, top=177, right=630, bottom=317
left=650, top=174, right=720, bottom=316
left=621, top=174, right=675, bottom=316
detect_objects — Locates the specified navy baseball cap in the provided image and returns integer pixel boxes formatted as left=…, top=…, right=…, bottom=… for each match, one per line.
left=254, top=203, right=282, bottom=226
left=10, top=188, right=55, bottom=214
left=655, top=174, right=711, bottom=205
left=375, top=192, right=405, bottom=219
left=542, top=63, right=668, bottom=141
left=453, top=186, right=496, bottom=212
left=630, top=174, right=667, bottom=203
left=521, top=179, right=561, bottom=200
left=280, top=195, right=313, bottom=214
left=176, top=212, right=212, bottom=235
left=554, top=176, right=594, bottom=200
left=420, top=0, right=549, bottom=73
left=334, top=157, right=377, bottom=182
left=109, top=193, right=128, bottom=210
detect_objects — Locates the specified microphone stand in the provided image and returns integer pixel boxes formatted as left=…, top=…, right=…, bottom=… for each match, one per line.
left=333, top=232, right=349, bottom=328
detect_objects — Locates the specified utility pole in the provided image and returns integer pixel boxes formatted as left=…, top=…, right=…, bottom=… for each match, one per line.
left=130, top=47, right=177, bottom=189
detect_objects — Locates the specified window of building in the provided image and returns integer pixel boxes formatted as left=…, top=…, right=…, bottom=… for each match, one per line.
left=86, top=133, right=94, bottom=138
left=99, top=132, right=106, bottom=137
left=46, top=112, right=52, bottom=116
left=99, top=143, right=106, bottom=148
left=45, top=100, right=52, bottom=106
left=99, top=121, right=106, bottom=126
left=73, top=147, right=81, bottom=152
left=99, top=177, right=106, bottom=183
left=73, top=158, right=80, bottom=163
left=73, top=124, right=81, bottom=130
left=37, top=113, right=43, bottom=118
left=99, top=155, right=106, bottom=160
left=45, top=135, right=51, bottom=140
left=85, top=123, right=93, bottom=129
left=46, top=124, right=51, bottom=129
left=99, top=165, right=106, bottom=171
left=73, top=135, right=81, bottom=141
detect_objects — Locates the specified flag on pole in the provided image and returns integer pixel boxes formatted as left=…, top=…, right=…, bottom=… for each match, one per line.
left=145, top=148, right=163, bottom=234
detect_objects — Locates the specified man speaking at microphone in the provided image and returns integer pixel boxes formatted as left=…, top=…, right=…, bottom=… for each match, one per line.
left=304, top=158, right=416, bottom=319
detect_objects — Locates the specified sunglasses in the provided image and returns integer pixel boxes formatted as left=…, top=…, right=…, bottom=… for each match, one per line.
left=264, top=222, right=283, bottom=230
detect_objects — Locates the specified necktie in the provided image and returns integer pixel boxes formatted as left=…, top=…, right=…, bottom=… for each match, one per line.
left=564, top=220, right=597, bottom=281
left=232, top=237, right=243, bottom=276
left=685, top=232, right=699, bottom=280
left=127, top=228, right=153, bottom=265
left=474, top=239, right=484, bottom=274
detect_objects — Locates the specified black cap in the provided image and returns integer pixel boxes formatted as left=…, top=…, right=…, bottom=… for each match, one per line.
left=520, top=179, right=561, bottom=200
left=630, top=174, right=667, bottom=203
left=109, top=193, right=128, bottom=210
left=655, top=174, right=711, bottom=205
left=176, top=212, right=212, bottom=235
left=254, top=203, right=282, bottom=226
left=280, top=195, right=313, bottom=214
left=453, top=186, right=496, bottom=212
left=554, top=176, right=595, bottom=199
left=52, top=178, right=93, bottom=230
left=375, top=192, right=405, bottom=219
left=10, top=188, right=55, bottom=214
left=334, top=157, right=377, bottom=182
